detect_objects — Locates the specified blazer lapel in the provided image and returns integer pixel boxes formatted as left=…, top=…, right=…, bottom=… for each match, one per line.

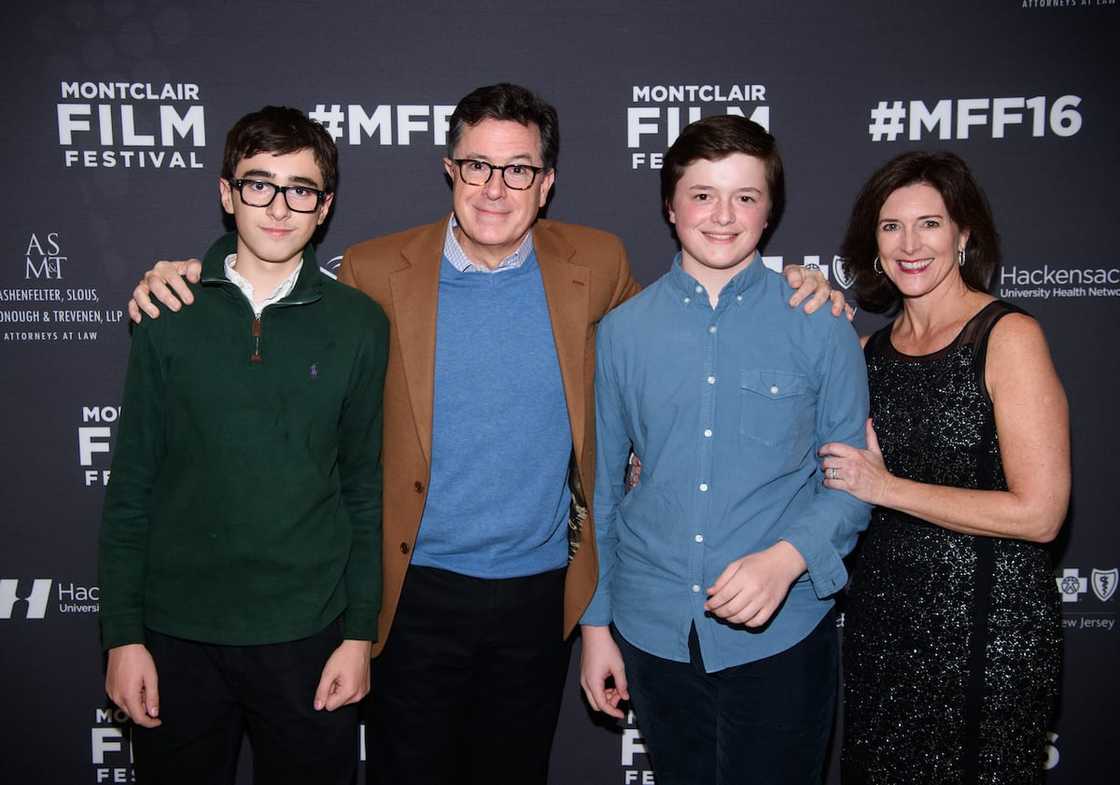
left=535, top=222, right=590, bottom=460
left=389, top=218, right=446, bottom=465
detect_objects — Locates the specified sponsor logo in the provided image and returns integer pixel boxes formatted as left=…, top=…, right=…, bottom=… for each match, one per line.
left=628, top=83, right=770, bottom=169
left=1057, top=568, right=1089, bottom=602
left=0, top=579, right=100, bottom=619
left=308, top=103, right=456, bottom=146
left=1058, top=566, right=1117, bottom=631
left=0, top=578, right=52, bottom=620
left=998, top=264, right=1120, bottom=300
left=80, top=405, right=119, bottom=487
left=1044, top=731, right=1060, bottom=770
left=1091, top=568, right=1118, bottom=602
left=92, top=707, right=135, bottom=783
left=2, top=233, right=124, bottom=343
left=620, top=710, right=654, bottom=783
left=321, top=255, right=344, bottom=280
left=867, top=95, right=1082, bottom=142
left=57, top=80, right=206, bottom=169
left=763, top=254, right=857, bottom=299
left=57, top=582, right=100, bottom=614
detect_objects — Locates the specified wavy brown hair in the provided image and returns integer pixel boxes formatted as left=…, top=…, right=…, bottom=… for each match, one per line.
left=840, top=151, right=1000, bottom=314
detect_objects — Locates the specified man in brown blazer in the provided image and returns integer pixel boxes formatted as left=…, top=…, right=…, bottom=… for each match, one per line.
left=340, top=85, right=641, bottom=784
left=129, top=83, right=839, bottom=784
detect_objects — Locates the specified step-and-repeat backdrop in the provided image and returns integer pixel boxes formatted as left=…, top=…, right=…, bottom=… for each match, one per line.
left=3, top=1, right=1117, bottom=782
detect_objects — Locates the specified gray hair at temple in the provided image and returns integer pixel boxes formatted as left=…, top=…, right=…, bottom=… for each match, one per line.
left=446, top=83, right=560, bottom=171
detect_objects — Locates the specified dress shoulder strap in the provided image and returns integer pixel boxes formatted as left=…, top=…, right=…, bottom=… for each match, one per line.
left=959, top=299, right=1030, bottom=347
left=863, top=322, right=894, bottom=363
left=968, top=299, right=1033, bottom=407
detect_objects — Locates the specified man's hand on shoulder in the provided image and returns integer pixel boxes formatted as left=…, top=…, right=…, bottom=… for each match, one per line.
left=128, top=259, right=203, bottom=323
left=314, top=639, right=372, bottom=711
left=782, top=265, right=854, bottom=320
left=105, top=643, right=162, bottom=728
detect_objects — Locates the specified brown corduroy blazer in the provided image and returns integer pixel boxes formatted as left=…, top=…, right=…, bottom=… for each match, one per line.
left=339, top=215, right=640, bottom=656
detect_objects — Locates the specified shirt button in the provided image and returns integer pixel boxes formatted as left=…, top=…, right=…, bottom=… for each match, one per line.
left=684, top=297, right=691, bottom=304
left=703, top=429, right=713, bottom=438
left=708, top=325, right=717, bottom=334
left=769, top=385, right=780, bottom=395
left=698, top=483, right=709, bottom=492
left=694, top=534, right=704, bottom=543
left=694, top=285, right=703, bottom=294
left=414, top=481, right=425, bottom=493
left=707, top=375, right=716, bottom=385
left=736, top=294, right=743, bottom=302
left=399, top=542, right=410, bottom=554
left=691, top=584, right=701, bottom=593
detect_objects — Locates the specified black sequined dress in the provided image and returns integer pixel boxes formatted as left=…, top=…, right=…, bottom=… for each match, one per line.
left=842, top=301, right=1062, bottom=785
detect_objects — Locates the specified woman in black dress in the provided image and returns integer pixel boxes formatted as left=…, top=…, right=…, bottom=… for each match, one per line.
left=818, top=151, right=1069, bottom=784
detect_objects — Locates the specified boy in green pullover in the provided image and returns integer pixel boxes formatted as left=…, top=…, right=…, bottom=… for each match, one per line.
left=98, top=106, right=389, bottom=785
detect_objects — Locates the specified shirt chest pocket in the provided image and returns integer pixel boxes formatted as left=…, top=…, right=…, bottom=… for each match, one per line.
left=738, top=369, right=816, bottom=455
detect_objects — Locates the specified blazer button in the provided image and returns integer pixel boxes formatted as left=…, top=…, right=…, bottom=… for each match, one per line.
left=399, top=542, right=410, bottom=554
left=414, top=481, right=425, bottom=493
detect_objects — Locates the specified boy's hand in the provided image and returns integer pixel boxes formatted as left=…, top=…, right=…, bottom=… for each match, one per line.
left=705, top=541, right=807, bottom=627
left=314, top=639, right=372, bottom=711
left=105, top=644, right=162, bottom=727
left=579, top=625, right=630, bottom=719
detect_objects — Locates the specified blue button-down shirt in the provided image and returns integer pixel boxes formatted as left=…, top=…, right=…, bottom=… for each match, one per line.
left=582, top=254, right=871, bottom=671
left=443, top=215, right=533, bottom=273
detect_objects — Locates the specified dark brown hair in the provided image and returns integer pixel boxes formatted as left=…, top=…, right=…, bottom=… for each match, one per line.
left=222, top=106, right=339, bottom=193
left=660, top=114, right=785, bottom=226
left=447, top=83, right=560, bottom=171
left=840, top=151, right=1000, bottom=313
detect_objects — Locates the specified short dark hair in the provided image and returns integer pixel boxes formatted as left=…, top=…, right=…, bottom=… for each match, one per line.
left=222, top=106, right=339, bottom=194
left=446, top=83, right=560, bottom=171
left=840, top=151, right=1000, bottom=314
left=660, top=115, right=785, bottom=225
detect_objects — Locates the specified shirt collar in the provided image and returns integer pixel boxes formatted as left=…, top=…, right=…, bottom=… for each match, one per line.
left=667, top=251, right=766, bottom=304
left=223, top=253, right=303, bottom=317
left=443, top=215, right=534, bottom=273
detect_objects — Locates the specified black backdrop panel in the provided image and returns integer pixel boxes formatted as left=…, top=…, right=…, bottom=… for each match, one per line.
left=2, top=1, right=1117, bottom=782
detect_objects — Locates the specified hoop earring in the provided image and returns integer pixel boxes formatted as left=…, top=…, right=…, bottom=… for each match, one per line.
left=873, top=256, right=883, bottom=275
left=958, top=249, right=966, bottom=267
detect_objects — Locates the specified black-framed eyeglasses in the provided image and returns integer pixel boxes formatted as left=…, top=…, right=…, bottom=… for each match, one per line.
left=229, top=178, right=327, bottom=213
left=451, top=159, right=547, bottom=191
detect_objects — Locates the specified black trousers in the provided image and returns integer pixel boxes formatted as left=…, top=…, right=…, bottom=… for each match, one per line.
left=132, top=622, right=358, bottom=785
left=365, top=565, right=570, bottom=785
left=616, top=610, right=838, bottom=785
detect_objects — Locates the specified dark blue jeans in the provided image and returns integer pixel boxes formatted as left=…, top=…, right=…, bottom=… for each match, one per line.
left=616, top=609, right=838, bottom=785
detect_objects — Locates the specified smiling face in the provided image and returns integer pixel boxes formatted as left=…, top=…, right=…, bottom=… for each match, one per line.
left=667, top=153, right=770, bottom=282
left=218, top=147, right=333, bottom=272
left=442, top=118, right=555, bottom=269
left=876, top=182, right=969, bottom=301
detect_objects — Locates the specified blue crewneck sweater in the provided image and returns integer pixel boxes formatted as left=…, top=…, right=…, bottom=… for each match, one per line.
left=410, top=251, right=572, bottom=578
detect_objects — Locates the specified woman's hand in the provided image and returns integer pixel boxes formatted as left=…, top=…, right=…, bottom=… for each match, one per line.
left=819, top=419, right=894, bottom=505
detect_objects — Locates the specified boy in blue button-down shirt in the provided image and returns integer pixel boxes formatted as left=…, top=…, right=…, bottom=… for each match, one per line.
left=580, top=115, right=871, bottom=785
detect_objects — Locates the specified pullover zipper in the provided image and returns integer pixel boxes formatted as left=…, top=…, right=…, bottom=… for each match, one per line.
left=250, top=317, right=263, bottom=364
left=199, top=273, right=320, bottom=365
